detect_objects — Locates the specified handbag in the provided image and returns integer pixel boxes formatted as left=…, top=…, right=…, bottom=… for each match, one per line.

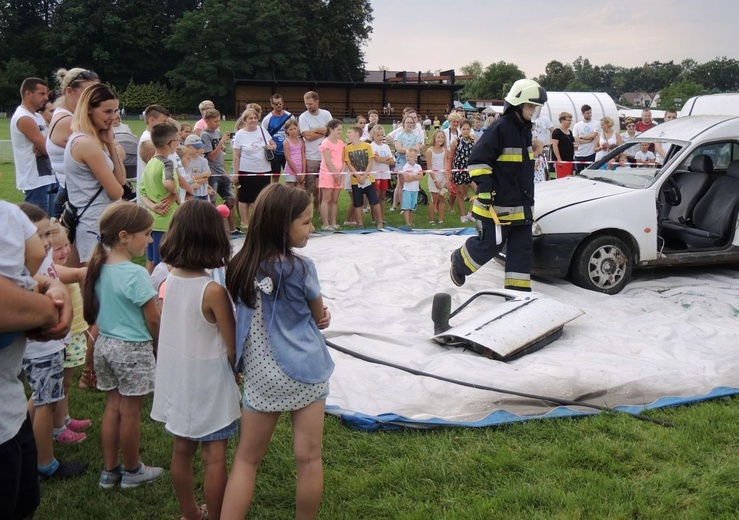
left=59, top=187, right=103, bottom=243
left=260, top=127, right=276, bottom=162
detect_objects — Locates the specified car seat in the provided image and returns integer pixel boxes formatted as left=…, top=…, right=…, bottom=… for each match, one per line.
left=661, top=160, right=739, bottom=248
left=659, top=154, right=713, bottom=223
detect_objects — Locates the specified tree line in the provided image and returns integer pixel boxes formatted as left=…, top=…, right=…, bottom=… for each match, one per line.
left=461, top=56, right=739, bottom=110
left=0, top=0, right=373, bottom=113
left=2, top=0, right=736, bottom=114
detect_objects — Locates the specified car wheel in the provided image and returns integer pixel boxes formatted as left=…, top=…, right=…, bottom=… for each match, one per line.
left=571, top=235, right=633, bottom=294
left=418, top=189, right=428, bottom=206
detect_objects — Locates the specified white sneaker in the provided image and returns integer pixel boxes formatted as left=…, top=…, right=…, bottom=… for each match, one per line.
left=460, top=216, right=468, bottom=223
left=120, top=462, right=164, bottom=489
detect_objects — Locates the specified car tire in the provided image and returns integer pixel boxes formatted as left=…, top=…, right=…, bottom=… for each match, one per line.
left=571, top=235, right=633, bottom=294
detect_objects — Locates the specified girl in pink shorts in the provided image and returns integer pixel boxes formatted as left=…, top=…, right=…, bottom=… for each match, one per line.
left=318, top=119, right=346, bottom=230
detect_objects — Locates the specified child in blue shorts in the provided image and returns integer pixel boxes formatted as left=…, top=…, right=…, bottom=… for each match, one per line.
left=17, top=203, right=87, bottom=480
left=401, top=148, right=425, bottom=228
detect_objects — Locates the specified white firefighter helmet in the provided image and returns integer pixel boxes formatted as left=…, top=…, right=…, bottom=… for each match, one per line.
left=504, top=79, right=547, bottom=108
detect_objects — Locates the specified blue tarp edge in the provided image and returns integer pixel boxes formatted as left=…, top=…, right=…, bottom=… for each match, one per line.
left=325, top=386, right=739, bottom=431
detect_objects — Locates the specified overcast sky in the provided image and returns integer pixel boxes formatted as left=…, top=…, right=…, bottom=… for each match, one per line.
left=363, top=0, right=738, bottom=77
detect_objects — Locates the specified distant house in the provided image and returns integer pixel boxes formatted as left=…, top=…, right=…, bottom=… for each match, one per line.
left=621, top=92, right=659, bottom=108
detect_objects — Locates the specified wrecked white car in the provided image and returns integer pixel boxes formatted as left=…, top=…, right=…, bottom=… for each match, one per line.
left=529, top=115, right=739, bottom=294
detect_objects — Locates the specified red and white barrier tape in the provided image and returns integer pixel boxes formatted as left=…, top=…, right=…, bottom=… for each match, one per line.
left=205, top=159, right=656, bottom=178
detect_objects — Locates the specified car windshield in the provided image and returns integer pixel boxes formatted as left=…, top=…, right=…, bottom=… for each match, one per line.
left=577, top=139, right=687, bottom=188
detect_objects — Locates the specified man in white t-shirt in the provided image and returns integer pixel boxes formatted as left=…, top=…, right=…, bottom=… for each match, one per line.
left=10, top=78, right=55, bottom=214
left=135, top=105, right=171, bottom=202
left=572, top=104, right=600, bottom=173
left=655, top=109, right=678, bottom=165
left=298, top=91, right=332, bottom=207
left=532, top=114, right=554, bottom=147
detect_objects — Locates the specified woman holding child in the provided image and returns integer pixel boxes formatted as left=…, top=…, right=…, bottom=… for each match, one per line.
left=595, top=116, right=622, bottom=162
left=64, top=83, right=127, bottom=264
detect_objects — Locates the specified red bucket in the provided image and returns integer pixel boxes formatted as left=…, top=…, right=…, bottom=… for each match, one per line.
left=555, top=162, right=573, bottom=178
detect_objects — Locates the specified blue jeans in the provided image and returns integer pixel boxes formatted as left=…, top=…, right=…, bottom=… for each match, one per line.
left=146, top=230, right=165, bottom=265
left=23, top=184, right=56, bottom=217
left=52, top=185, right=68, bottom=220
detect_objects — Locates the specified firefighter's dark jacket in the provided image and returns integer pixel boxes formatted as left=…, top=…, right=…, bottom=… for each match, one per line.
left=467, top=112, right=535, bottom=222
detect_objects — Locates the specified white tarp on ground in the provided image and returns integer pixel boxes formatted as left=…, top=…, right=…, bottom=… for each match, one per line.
left=267, top=231, right=739, bottom=430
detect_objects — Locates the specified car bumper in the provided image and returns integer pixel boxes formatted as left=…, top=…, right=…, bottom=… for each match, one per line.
left=531, top=233, right=589, bottom=277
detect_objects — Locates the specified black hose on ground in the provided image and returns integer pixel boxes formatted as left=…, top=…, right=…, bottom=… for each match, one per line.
left=325, top=339, right=674, bottom=428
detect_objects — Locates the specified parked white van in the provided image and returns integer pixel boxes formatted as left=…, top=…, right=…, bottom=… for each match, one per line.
left=679, top=93, right=739, bottom=117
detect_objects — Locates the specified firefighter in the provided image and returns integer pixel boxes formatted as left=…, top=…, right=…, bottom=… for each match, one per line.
left=450, top=79, right=547, bottom=291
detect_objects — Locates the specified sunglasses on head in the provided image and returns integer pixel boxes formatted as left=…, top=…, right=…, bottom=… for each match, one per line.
left=68, top=69, right=99, bottom=85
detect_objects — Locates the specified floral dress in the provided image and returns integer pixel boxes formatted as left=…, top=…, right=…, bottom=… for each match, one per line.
left=452, top=136, right=474, bottom=185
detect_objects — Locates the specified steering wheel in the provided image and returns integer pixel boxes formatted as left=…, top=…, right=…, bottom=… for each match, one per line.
left=662, top=177, right=682, bottom=206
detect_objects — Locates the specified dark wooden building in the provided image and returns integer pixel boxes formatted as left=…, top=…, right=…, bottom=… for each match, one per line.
left=233, top=70, right=468, bottom=121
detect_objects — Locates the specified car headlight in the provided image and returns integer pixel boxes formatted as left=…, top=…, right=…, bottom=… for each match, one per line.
left=532, top=222, right=542, bottom=236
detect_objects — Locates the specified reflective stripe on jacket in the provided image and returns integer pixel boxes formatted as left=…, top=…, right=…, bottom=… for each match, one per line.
left=467, top=113, right=535, bottom=220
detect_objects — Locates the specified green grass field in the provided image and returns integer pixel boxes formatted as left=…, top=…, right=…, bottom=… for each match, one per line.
left=3, top=117, right=739, bottom=519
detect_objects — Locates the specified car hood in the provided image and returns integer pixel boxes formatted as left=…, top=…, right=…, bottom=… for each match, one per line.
left=534, top=177, right=633, bottom=220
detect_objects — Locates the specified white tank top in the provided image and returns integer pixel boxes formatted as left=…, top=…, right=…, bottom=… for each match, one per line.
left=430, top=149, right=446, bottom=172
left=150, top=274, right=241, bottom=438
left=10, top=105, right=55, bottom=190
left=46, top=107, right=73, bottom=188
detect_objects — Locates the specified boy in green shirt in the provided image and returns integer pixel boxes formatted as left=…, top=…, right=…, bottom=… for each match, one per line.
left=138, top=121, right=180, bottom=271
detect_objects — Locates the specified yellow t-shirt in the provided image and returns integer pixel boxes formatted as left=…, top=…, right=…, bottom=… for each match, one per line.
left=343, top=142, right=374, bottom=185
left=67, top=282, right=88, bottom=336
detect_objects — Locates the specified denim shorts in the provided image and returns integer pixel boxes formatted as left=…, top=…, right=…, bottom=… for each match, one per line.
left=208, top=175, right=235, bottom=202
left=22, top=350, right=65, bottom=406
left=95, top=336, right=156, bottom=396
left=23, top=184, right=55, bottom=217
left=146, top=230, right=165, bottom=264
left=166, top=419, right=239, bottom=442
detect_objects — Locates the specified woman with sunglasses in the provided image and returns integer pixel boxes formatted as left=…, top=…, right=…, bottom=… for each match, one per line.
left=46, top=68, right=100, bottom=222
left=621, top=117, right=640, bottom=165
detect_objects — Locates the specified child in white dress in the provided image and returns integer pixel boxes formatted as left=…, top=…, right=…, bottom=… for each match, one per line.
left=426, top=130, right=448, bottom=224
left=151, top=199, right=240, bottom=520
